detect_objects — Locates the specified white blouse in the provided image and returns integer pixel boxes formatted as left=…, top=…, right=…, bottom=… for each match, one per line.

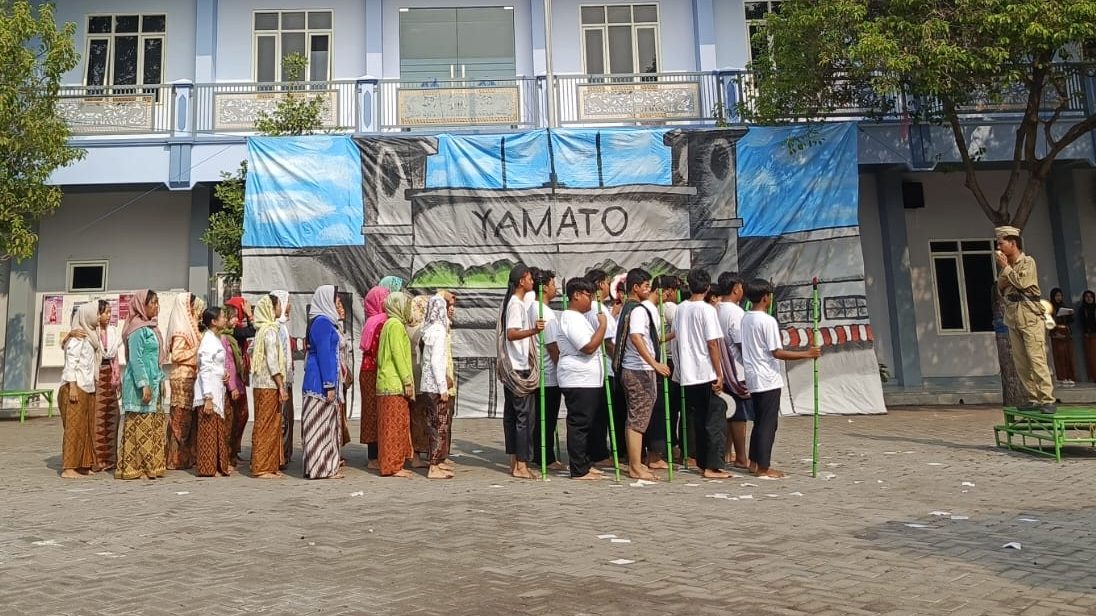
left=193, top=330, right=226, bottom=417
left=61, top=337, right=97, bottom=394
left=419, top=324, right=449, bottom=395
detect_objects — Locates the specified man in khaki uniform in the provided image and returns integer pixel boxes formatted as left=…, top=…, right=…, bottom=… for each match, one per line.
left=995, top=225, right=1056, bottom=413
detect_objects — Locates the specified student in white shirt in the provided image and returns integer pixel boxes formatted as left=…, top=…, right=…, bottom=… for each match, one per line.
left=716, top=272, right=753, bottom=470
left=583, top=269, right=616, bottom=465
left=528, top=267, right=563, bottom=470
left=194, top=307, right=233, bottom=477
left=614, top=268, right=672, bottom=480
left=670, top=268, right=732, bottom=479
left=556, top=278, right=608, bottom=480
left=59, top=301, right=104, bottom=478
left=647, top=275, right=682, bottom=464
left=498, top=264, right=544, bottom=480
left=741, top=279, right=821, bottom=479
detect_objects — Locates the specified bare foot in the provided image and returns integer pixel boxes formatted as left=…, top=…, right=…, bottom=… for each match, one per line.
left=732, top=459, right=751, bottom=470
left=512, top=468, right=537, bottom=480
left=573, top=472, right=601, bottom=480
left=685, top=458, right=697, bottom=468
left=215, top=472, right=226, bottom=478
left=60, top=469, right=82, bottom=479
left=139, top=472, right=150, bottom=480
left=428, top=465, right=454, bottom=479
left=702, top=469, right=733, bottom=479
left=548, top=461, right=565, bottom=471
left=754, top=468, right=786, bottom=479
left=593, top=458, right=613, bottom=468
left=647, top=459, right=669, bottom=470
left=223, top=468, right=235, bottom=476
left=628, top=467, right=658, bottom=481
left=392, top=469, right=415, bottom=478
left=438, top=461, right=455, bottom=472
left=256, top=472, right=281, bottom=479
left=323, top=473, right=346, bottom=480
left=339, top=458, right=347, bottom=468
left=588, top=467, right=605, bottom=476
left=366, top=460, right=380, bottom=470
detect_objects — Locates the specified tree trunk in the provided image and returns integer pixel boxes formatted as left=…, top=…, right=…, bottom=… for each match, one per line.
left=993, top=288, right=1026, bottom=407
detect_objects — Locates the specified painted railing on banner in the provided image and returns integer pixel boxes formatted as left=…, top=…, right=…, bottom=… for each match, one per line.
left=58, top=84, right=176, bottom=136
left=375, top=76, right=542, bottom=131
left=554, top=72, right=723, bottom=126
left=190, top=80, right=358, bottom=134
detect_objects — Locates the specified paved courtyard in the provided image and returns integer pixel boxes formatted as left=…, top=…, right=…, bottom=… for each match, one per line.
left=2, top=407, right=1095, bottom=615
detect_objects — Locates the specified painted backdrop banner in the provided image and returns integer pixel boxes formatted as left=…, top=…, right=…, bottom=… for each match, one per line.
left=242, top=125, right=885, bottom=418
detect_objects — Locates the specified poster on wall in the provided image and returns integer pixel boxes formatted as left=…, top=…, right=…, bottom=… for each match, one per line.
left=240, top=126, right=886, bottom=418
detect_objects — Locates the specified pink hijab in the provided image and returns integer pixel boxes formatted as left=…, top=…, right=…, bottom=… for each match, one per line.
left=360, top=286, right=391, bottom=353
left=122, top=289, right=168, bottom=364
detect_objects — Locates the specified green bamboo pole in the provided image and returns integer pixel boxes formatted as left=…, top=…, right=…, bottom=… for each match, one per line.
left=676, top=288, right=688, bottom=470
left=659, top=293, right=674, bottom=482
left=599, top=299, right=622, bottom=481
left=538, top=286, right=547, bottom=480
left=811, top=277, right=821, bottom=478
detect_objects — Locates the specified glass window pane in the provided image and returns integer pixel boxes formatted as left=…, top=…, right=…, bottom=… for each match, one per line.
left=745, top=2, right=769, bottom=20
left=633, top=5, right=658, bottom=22
left=112, top=36, right=139, bottom=85
left=933, top=257, right=964, bottom=330
left=115, top=15, right=139, bottom=33
left=85, top=39, right=109, bottom=85
left=309, top=35, right=329, bottom=81
left=142, top=15, right=166, bottom=33
left=282, top=11, right=306, bottom=30
left=584, top=29, right=605, bottom=74
left=257, top=36, right=277, bottom=82
left=607, top=6, right=631, bottom=23
left=607, top=25, right=633, bottom=73
left=88, top=16, right=112, bottom=33
left=71, top=266, right=105, bottom=291
left=281, top=32, right=307, bottom=80
left=308, top=11, right=333, bottom=30
left=748, top=23, right=766, bottom=63
left=143, top=38, right=163, bottom=84
left=255, top=12, right=279, bottom=30
left=636, top=27, right=657, bottom=73
left=962, top=254, right=995, bottom=332
left=580, top=6, right=605, bottom=24
left=961, top=240, right=992, bottom=252
left=456, top=7, right=516, bottom=78
left=399, top=8, right=458, bottom=81
left=929, top=241, right=959, bottom=252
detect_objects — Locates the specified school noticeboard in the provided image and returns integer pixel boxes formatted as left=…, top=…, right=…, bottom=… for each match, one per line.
left=38, top=291, right=180, bottom=368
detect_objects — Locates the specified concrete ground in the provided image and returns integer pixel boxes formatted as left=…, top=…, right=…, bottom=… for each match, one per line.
left=2, top=407, right=1095, bottom=615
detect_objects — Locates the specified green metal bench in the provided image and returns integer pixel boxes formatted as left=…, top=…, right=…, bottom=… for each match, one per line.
left=0, top=389, right=56, bottom=424
left=994, top=406, right=1096, bottom=462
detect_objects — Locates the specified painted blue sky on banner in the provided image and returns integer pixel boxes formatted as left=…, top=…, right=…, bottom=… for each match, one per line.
left=242, top=124, right=858, bottom=248
left=736, top=123, right=859, bottom=237
left=243, top=136, right=363, bottom=248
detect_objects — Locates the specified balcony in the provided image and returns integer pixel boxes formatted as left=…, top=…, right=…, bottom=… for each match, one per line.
left=56, top=65, right=1095, bottom=138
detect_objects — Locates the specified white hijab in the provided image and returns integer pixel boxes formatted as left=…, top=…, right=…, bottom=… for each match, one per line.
left=271, top=290, right=290, bottom=324
left=309, top=285, right=339, bottom=325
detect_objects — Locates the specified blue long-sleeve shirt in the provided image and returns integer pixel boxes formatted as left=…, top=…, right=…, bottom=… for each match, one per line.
left=303, top=316, right=341, bottom=400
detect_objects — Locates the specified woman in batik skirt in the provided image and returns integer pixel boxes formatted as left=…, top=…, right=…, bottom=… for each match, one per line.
left=407, top=294, right=431, bottom=467
left=116, top=290, right=167, bottom=480
left=419, top=296, right=454, bottom=479
left=359, top=285, right=390, bottom=469
left=59, top=302, right=103, bottom=478
left=224, top=297, right=253, bottom=457
left=376, top=292, right=416, bottom=478
left=250, top=294, right=288, bottom=478
left=270, top=290, right=296, bottom=468
left=62, top=300, right=121, bottom=472
left=301, top=285, right=345, bottom=480
left=194, top=307, right=233, bottom=477
left=166, top=292, right=204, bottom=469
left=220, top=304, right=247, bottom=464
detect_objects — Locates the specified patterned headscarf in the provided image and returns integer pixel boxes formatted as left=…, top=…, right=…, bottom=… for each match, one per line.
left=360, top=286, right=390, bottom=352
left=409, top=294, right=428, bottom=328
left=379, top=276, right=405, bottom=292
left=422, top=295, right=448, bottom=332
left=122, top=290, right=167, bottom=364
left=167, top=292, right=201, bottom=348
left=251, top=295, right=285, bottom=379
left=384, top=292, right=412, bottom=325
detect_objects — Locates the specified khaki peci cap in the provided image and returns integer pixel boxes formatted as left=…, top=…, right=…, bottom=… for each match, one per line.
left=995, top=225, right=1021, bottom=240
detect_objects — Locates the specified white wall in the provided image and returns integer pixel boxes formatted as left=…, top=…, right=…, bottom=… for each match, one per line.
left=547, top=0, right=697, bottom=74
left=904, top=170, right=1058, bottom=378
left=36, top=189, right=193, bottom=293
left=857, top=172, right=895, bottom=377
left=713, top=0, right=749, bottom=70
left=52, top=0, right=197, bottom=85
left=217, top=0, right=367, bottom=81
left=1075, top=168, right=1096, bottom=290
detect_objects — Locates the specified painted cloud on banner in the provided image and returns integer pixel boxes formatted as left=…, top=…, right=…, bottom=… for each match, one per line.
left=243, top=135, right=363, bottom=248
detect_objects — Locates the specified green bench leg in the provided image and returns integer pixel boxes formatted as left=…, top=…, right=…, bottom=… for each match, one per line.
left=46, top=391, right=54, bottom=418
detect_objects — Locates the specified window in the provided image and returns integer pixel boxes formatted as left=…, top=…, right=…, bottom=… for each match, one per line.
left=253, top=10, right=333, bottom=82
left=929, top=239, right=998, bottom=333
left=580, top=4, right=659, bottom=77
left=67, top=261, right=108, bottom=293
left=84, top=15, right=166, bottom=89
left=744, top=1, right=781, bottom=66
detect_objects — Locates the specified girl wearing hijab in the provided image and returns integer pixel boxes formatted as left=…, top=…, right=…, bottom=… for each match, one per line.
left=270, top=290, right=295, bottom=466
left=116, top=290, right=167, bottom=480
left=408, top=294, right=432, bottom=466
left=359, top=285, right=390, bottom=468
left=379, top=276, right=405, bottom=293
left=250, top=294, right=288, bottom=478
left=221, top=304, right=248, bottom=463
left=166, top=292, right=205, bottom=470
left=498, top=264, right=543, bottom=480
left=301, top=285, right=345, bottom=480
left=376, top=292, right=416, bottom=477
left=1081, top=290, right=1096, bottom=382
left=59, top=302, right=103, bottom=478
left=1049, top=288, right=1077, bottom=385
left=420, top=295, right=454, bottom=479
left=194, top=307, right=233, bottom=477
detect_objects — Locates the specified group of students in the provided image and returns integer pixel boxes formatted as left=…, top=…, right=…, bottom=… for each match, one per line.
left=57, top=276, right=460, bottom=482
left=498, top=265, right=821, bottom=481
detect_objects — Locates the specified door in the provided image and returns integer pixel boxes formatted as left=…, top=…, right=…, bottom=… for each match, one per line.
left=399, top=7, right=516, bottom=82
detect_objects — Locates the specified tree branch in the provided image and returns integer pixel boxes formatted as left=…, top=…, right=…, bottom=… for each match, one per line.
left=999, top=59, right=1047, bottom=218
left=943, top=99, right=1004, bottom=224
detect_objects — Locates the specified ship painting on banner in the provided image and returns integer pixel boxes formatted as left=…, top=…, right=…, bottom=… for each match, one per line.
left=241, top=124, right=885, bottom=418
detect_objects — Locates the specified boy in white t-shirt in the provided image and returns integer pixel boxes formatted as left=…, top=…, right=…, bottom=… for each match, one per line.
left=670, top=268, right=732, bottom=479
left=499, top=264, right=545, bottom=480
left=715, top=271, right=752, bottom=469
left=740, top=279, right=821, bottom=479
left=528, top=267, right=563, bottom=470
left=647, top=274, right=681, bottom=463
left=583, top=269, right=617, bottom=466
left=556, top=278, right=609, bottom=480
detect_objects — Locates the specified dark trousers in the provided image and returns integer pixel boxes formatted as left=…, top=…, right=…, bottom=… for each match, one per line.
left=532, top=385, right=562, bottom=466
left=563, top=387, right=600, bottom=477
left=749, top=388, right=782, bottom=468
left=281, top=390, right=294, bottom=466
left=685, top=382, right=727, bottom=470
left=587, top=377, right=617, bottom=461
left=502, top=372, right=535, bottom=462
left=644, top=376, right=670, bottom=458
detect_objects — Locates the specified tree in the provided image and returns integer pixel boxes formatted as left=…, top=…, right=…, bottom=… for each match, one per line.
left=744, top=0, right=1096, bottom=405
left=203, top=53, right=326, bottom=279
left=0, top=0, right=85, bottom=261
